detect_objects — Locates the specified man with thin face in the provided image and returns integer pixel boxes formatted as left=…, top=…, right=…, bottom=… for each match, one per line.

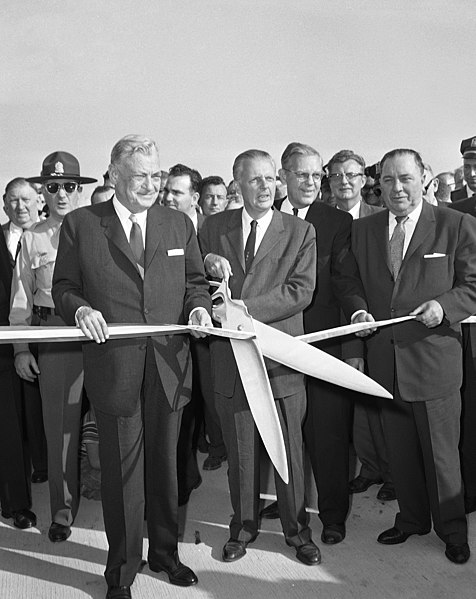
left=352, top=148, right=476, bottom=565
left=199, top=176, right=228, bottom=216
left=53, top=135, right=212, bottom=599
left=163, top=163, right=202, bottom=231
left=10, top=152, right=96, bottom=546
left=200, top=149, right=320, bottom=566
left=271, top=143, right=367, bottom=545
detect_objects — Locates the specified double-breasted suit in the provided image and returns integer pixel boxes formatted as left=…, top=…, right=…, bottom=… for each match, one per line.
left=52, top=199, right=211, bottom=586
left=199, top=207, right=316, bottom=545
left=352, top=200, right=476, bottom=542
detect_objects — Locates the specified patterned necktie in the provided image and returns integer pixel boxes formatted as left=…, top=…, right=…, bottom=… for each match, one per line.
left=244, top=220, right=257, bottom=273
left=129, top=214, right=144, bottom=268
left=389, top=215, right=408, bottom=279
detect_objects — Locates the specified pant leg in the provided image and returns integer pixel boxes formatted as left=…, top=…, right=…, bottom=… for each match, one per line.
left=460, top=325, right=476, bottom=498
left=305, top=377, right=351, bottom=526
left=38, top=315, right=83, bottom=525
left=275, top=389, right=311, bottom=546
left=214, top=378, right=260, bottom=543
left=143, top=345, right=183, bottom=568
left=95, top=406, right=145, bottom=588
left=381, top=389, right=432, bottom=534
left=21, top=377, right=48, bottom=474
left=414, top=393, right=467, bottom=545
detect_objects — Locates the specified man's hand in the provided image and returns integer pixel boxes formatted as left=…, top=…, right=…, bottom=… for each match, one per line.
left=14, top=351, right=40, bottom=382
left=204, top=253, right=233, bottom=281
left=345, top=357, right=364, bottom=372
left=188, top=307, right=213, bottom=338
left=76, top=306, right=109, bottom=343
left=352, top=311, right=377, bottom=337
left=410, top=300, right=444, bottom=328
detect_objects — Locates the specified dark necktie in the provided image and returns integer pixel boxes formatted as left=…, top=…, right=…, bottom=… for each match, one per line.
left=129, top=214, right=144, bottom=268
left=293, top=207, right=299, bottom=216
left=244, top=220, right=257, bottom=273
left=389, top=215, right=408, bottom=279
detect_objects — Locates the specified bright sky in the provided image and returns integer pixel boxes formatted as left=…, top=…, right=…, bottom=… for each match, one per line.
left=1, top=0, right=475, bottom=209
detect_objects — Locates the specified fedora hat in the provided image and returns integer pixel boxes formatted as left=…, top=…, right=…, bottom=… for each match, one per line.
left=26, top=151, right=97, bottom=184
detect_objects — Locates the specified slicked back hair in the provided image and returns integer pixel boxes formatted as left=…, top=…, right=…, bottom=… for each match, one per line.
left=168, top=163, right=202, bottom=194
left=233, top=149, right=275, bottom=181
left=327, top=149, right=365, bottom=173
left=380, top=148, right=425, bottom=175
left=199, top=175, right=226, bottom=197
left=3, top=177, right=37, bottom=203
left=110, top=134, right=159, bottom=166
left=280, top=142, right=323, bottom=170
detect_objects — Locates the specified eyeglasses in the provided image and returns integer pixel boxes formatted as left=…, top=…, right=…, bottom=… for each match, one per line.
left=45, top=182, right=79, bottom=194
left=328, top=172, right=363, bottom=182
left=283, top=169, right=322, bottom=183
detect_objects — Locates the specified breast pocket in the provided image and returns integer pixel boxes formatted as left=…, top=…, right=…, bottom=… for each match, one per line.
left=420, top=255, right=452, bottom=287
left=30, top=251, right=56, bottom=288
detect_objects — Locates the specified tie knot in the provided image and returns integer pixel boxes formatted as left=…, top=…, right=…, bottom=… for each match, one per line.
left=130, top=214, right=138, bottom=224
left=250, top=220, right=257, bottom=231
left=293, top=208, right=299, bottom=216
left=395, top=216, right=408, bottom=224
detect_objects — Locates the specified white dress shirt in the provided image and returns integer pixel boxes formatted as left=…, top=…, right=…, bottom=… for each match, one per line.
left=241, top=207, right=274, bottom=255
left=388, top=199, right=424, bottom=257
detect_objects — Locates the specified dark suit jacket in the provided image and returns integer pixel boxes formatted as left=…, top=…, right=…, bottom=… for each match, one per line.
left=449, top=195, right=476, bottom=216
left=451, top=186, right=469, bottom=203
left=199, top=207, right=316, bottom=398
left=0, top=232, right=14, bottom=371
left=352, top=201, right=476, bottom=401
left=275, top=200, right=366, bottom=357
left=52, top=200, right=211, bottom=417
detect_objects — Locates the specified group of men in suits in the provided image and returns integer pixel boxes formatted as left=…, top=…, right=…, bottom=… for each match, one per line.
left=4, top=134, right=476, bottom=599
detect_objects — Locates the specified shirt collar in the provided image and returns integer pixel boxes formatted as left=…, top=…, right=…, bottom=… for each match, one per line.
left=113, top=195, right=148, bottom=228
left=388, top=198, right=424, bottom=226
left=242, top=206, right=273, bottom=230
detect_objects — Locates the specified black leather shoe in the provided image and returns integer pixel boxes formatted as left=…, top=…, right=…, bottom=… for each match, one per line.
left=149, top=561, right=198, bottom=586
left=222, top=539, right=247, bottom=562
left=377, top=526, right=429, bottom=545
left=11, top=509, right=37, bottom=529
left=321, top=524, right=345, bottom=545
left=106, top=585, right=132, bottom=599
left=377, top=482, right=397, bottom=501
left=48, top=522, right=71, bottom=542
left=260, top=500, right=279, bottom=519
left=295, top=541, right=321, bottom=565
left=349, top=475, right=382, bottom=494
left=464, top=495, right=476, bottom=514
left=31, top=471, right=48, bottom=484
left=445, top=543, right=470, bottom=564
left=203, top=455, right=226, bottom=471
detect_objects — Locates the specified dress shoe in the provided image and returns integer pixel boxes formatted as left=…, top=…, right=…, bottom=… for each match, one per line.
left=464, top=495, right=476, bottom=514
left=4, top=508, right=37, bottom=529
left=31, top=471, right=48, bottom=484
left=203, top=455, right=226, bottom=471
left=48, top=522, right=71, bottom=542
left=445, top=542, right=470, bottom=564
left=376, top=482, right=397, bottom=502
left=377, top=526, right=428, bottom=545
left=222, top=538, right=248, bottom=562
left=295, top=541, right=321, bottom=565
left=149, top=561, right=198, bottom=586
left=348, top=475, right=382, bottom=494
left=321, top=523, right=345, bottom=545
left=106, top=585, right=132, bottom=599
left=259, top=500, right=280, bottom=519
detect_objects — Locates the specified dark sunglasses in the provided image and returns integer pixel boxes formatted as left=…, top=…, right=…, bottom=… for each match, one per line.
left=45, top=182, right=79, bottom=194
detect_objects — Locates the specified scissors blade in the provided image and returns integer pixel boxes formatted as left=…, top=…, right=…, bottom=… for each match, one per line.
left=253, top=320, right=392, bottom=399
left=212, top=280, right=289, bottom=483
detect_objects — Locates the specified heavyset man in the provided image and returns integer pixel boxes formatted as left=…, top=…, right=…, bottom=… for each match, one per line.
left=352, top=148, right=476, bottom=565
left=52, top=135, right=212, bottom=599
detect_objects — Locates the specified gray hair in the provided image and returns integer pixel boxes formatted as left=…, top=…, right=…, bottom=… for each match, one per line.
left=281, top=142, right=323, bottom=170
left=233, top=149, right=275, bottom=181
left=110, top=134, right=159, bottom=165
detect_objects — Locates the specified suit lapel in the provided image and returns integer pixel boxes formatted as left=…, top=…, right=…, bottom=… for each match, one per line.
left=401, top=201, right=435, bottom=269
left=225, top=209, right=246, bottom=272
left=144, top=205, right=164, bottom=271
left=251, top=209, right=283, bottom=270
left=101, top=200, right=142, bottom=275
left=368, top=209, right=393, bottom=275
